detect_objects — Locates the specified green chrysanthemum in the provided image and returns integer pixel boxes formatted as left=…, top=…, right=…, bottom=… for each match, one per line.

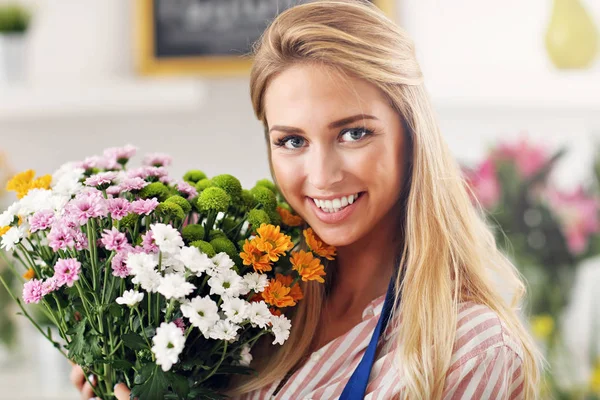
left=197, top=187, right=231, bottom=213
left=240, top=189, right=257, bottom=212
left=208, top=230, right=227, bottom=241
left=210, top=237, right=238, bottom=261
left=266, top=208, right=282, bottom=226
left=190, top=240, right=216, bottom=258
left=221, top=217, right=238, bottom=233
left=195, top=179, right=213, bottom=193
left=165, top=195, right=192, bottom=214
left=156, top=202, right=185, bottom=221
left=255, top=178, right=277, bottom=194
left=139, top=182, right=170, bottom=202
left=183, top=170, right=207, bottom=184
left=182, top=224, right=205, bottom=243
left=247, top=209, right=270, bottom=228
left=250, top=185, right=277, bottom=211
left=188, top=196, right=201, bottom=213
left=119, top=213, right=140, bottom=229
left=211, top=174, right=242, bottom=205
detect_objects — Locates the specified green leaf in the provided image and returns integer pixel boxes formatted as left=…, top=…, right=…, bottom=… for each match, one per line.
left=167, top=372, right=190, bottom=399
left=131, top=364, right=169, bottom=400
left=122, top=332, right=148, bottom=351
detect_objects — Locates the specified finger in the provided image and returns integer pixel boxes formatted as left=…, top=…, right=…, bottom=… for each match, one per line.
left=81, top=381, right=96, bottom=400
left=114, top=383, right=133, bottom=400
left=69, top=365, right=85, bottom=391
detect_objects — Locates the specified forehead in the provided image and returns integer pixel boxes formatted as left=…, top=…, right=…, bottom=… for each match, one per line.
left=264, top=64, right=390, bottom=126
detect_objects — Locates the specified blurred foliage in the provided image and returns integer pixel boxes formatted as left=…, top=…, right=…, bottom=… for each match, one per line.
left=0, top=4, right=30, bottom=34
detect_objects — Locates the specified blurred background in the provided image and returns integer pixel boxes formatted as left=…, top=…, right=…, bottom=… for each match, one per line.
left=0, top=0, right=599, bottom=398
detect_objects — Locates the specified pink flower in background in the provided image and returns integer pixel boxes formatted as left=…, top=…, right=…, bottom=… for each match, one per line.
left=108, top=198, right=131, bottom=220
left=176, top=180, right=198, bottom=199
left=85, top=171, right=118, bottom=187
left=143, top=153, right=172, bottom=167
left=464, top=158, right=501, bottom=209
left=141, top=230, right=159, bottom=253
left=111, top=248, right=133, bottom=278
left=47, top=223, right=76, bottom=251
left=66, top=191, right=109, bottom=225
left=54, top=258, right=81, bottom=287
left=101, top=227, right=129, bottom=252
left=127, top=166, right=168, bottom=181
left=29, top=209, right=56, bottom=232
left=106, top=186, right=122, bottom=196
left=23, top=279, right=44, bottom=304
left=120, top=177, right=148, bottom=192
left=131, top=198, right=159, bottom=215
left=41, top=277, right=60, bottom=296
left=547, top=187, right=600, bottom=255
left=173, top=318, right=186, bottom=333
left=77, top=155, right=120, bottom=171
left=493, top=138, right=549, bottom=179
left=104, top=145, right=137, bottom=163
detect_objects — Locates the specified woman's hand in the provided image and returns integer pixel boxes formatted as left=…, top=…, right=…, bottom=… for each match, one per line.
left=69, top=361, right=134, bottom=400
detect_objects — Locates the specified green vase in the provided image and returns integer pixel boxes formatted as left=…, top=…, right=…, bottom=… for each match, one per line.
left=545, top=0, right=599, bottom=69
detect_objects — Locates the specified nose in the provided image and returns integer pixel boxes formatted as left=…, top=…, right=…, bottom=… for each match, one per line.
left=305, top=146, right=344, bottom=191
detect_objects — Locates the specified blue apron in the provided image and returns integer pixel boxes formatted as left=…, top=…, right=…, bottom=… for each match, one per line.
left=339, top=268, right=402, bottom=400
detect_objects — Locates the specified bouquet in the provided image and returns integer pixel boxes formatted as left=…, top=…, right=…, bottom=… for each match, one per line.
left=463, top=137, right=600, bottom=398
left=0, top=145, right=335, bottom=399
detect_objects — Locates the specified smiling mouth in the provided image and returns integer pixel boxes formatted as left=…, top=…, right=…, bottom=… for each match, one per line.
left=309, top=192, right=364, bottom=213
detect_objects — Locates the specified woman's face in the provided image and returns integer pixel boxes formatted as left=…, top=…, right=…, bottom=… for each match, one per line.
left=264, top=64, right=407, bottom=247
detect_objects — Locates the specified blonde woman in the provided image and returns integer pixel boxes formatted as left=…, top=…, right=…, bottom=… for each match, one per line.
left=71, top=1, right=542, bottom=399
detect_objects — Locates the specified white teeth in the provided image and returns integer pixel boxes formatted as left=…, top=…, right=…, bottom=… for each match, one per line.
left=348, top=195, right=355, bottom=204
left=332, top=198, right=341, bottom=209
left=311, top=193, right=361, bottom=213
left=341, top=197, right=348, bottom=207
left=313, top=198, right=319, bottom=207
left=325, top=200, right=333, bottom=209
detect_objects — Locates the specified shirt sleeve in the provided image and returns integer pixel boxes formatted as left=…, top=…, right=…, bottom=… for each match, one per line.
left=442, top=344, right=524, bottom=400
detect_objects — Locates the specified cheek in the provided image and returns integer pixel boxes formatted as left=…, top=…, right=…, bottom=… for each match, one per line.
left=271, top=156, right=303, bottom=201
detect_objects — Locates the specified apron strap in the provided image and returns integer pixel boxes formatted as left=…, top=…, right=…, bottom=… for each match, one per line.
left=339, top=267, right=403, bottom=400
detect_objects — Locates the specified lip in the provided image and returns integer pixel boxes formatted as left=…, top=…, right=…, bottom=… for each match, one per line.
left=307, top=192, right=364, bottom=224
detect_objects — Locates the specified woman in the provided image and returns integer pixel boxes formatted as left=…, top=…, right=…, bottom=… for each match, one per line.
left=71, top=1, right=542, bottom=398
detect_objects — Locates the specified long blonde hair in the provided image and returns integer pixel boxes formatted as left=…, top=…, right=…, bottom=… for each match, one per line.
left=229, top=1, right=542, bottom=398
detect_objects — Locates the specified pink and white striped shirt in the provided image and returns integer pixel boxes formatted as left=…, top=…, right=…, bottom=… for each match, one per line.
left=238, top=294, right=525, bottom=399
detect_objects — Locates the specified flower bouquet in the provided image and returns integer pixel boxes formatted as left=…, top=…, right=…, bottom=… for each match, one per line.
left=0, top=145, right=334, bottom=399
left=463, top=137, right=600, bottom=398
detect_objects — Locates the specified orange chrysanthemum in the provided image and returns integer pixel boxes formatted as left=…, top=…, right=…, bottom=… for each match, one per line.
left=6, top=170, right=51, bottom=199
left=277, top=206, right=304, bottom=227
left=255, top=223, right=293, bottom=262
left=303, top=228, right=336, bottom=260
left=240, top=239, right=272, bottom=273
left=269, top=307, right=282, bottom=317
left=22, top=268, right=35, bottom=280
left=275, top=273, right=304, bottom=301
left=290, top=251, right=326, bottom=283
left=261, top=278, right=296, bottom=308
left=0, top=226, right=10, bottom=236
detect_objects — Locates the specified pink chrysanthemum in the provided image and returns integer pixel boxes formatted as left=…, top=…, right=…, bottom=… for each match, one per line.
left=41, top=277, right=60, bottom=296
left=101, top=227, right=129, bottom=252
left=108, top=198, right=131, bottom=220
left=54, top=258, right=81, bottom=287
left=104, top=145, right=137, bottom=164
left=173, top=318, right=186, bottom=333
left=23, top=279, right=44, bottom=304
left=141, top=230, right=159, bottom=253
left=73, top=229, right=89, bottom=251
left=111, top=248, right=133, bottom=278
left=175, top=180, right=198, bottom=199
left=131, top=198, right=159, bottom=215
left=106, top=185, right=122, bottom=196
left=29, top=210, right=56, bottom=233
left=65, top=192, right=108, bottom=225
left=120, top=177, right=148, bottom=192
left=47, top=223, right=76, bottom=252
left=143, top=153, right=172, bottom=167
left=84, top=171, right=118, bottom=188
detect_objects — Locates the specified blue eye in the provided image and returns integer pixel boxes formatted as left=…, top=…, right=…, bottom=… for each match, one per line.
left=340, top=127, right=373, bottom=142
left=274, top=136, right=305, bottom=149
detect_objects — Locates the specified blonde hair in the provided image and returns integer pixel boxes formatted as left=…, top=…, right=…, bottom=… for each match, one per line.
left=228, top=1, right=543, bottom=398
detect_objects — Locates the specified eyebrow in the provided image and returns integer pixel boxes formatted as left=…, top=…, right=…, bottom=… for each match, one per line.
left=268, top=114, right=379, bottom=134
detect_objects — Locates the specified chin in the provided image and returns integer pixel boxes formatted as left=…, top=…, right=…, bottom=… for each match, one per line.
left=309, top=225, right=357, bottom=248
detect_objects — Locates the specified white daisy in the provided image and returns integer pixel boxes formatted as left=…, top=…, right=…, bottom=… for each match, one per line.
left=51, top=163, right=85, bottom=196
left=207, top=269, right=245, bottom=298
left=161, top=252, right=186, bottom=274
left=177, top=246, right=213, bottom=276
left=238, top=344, right=253, bottom=367
left=116, top=289, right=144, bottom=306
left=151, top=322, right=186, bottom=372
left=1, top=226, right=25, bottom=251
left=131, top=267, right=161, bottom=293
left=270, top=314, right=292, bottom=345
left=150, top=223, right=184, bottom=254
left=248, top=301, right=272, bottom=329
left=209, top=320, right=240, bottom=342
left=18, top=189, right=54, bottom=216
left=207, top=252, right=235, bottom=276
left=157, top=273, right=196, bottom=300
left=180, top=296, right=220, bottom=337
left=127, top=252, right=159, bottom=273
left=0, top=204, right=17, bottom=226
left=243, top=272, right=269, bottom=293
left=221, top=297, right=249, bottom=324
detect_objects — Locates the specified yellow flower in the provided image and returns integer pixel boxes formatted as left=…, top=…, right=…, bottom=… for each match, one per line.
left=261, top=276, right=297, bottom=308
left=590, top=359, right=600, bottom=394
left=277, top=206, right=304, bottom=227
left=303, top=228, right=336, bottom=260
left=0, top=226, right=10, bottom=236
left=6, top=169, right=51, bottom=199
left=240, top=239, right=272, bottom=273
left=22, top=268, right=35, bottom=280
left=290, top=250, right=326, bottom=283
left=531, top=314, right=554, bottom=341
left=255, top=223, right=293, bottom=262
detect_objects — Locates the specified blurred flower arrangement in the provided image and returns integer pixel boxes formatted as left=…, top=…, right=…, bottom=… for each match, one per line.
left=0, top=150, right=16, bottom=353
left=463, top=137, right=600, bottom=399
left=0, top=145, right=333, bottom=399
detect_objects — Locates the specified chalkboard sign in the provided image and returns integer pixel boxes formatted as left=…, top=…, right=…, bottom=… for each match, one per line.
left=135, top=0, right=395, bottom=76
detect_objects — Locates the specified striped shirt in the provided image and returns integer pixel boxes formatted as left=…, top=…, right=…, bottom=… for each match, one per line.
left=238, top=294, right=525, bottom=399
